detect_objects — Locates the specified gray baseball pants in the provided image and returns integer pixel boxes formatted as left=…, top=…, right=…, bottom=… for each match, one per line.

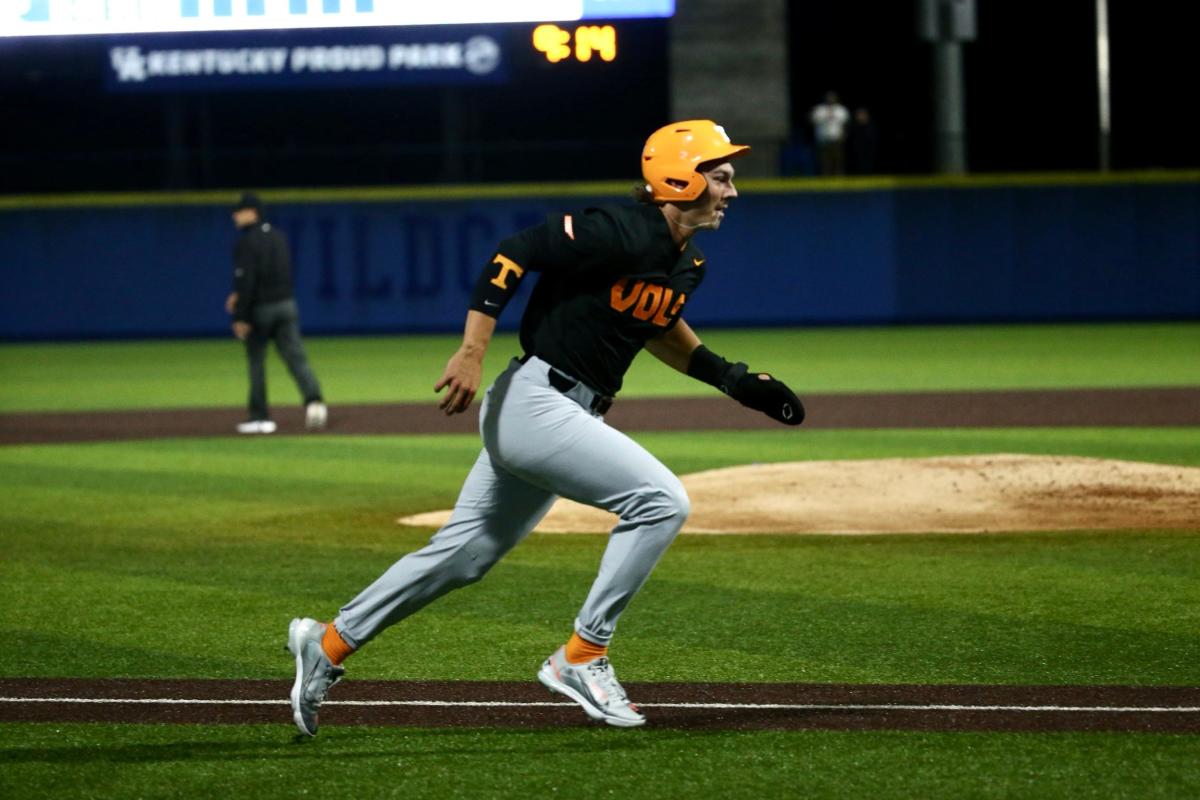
left=245, top=298, right=322, bottom=421
left=334, top=355, right=690, bottom=648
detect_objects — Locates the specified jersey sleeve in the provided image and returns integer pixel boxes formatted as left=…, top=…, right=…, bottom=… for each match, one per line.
left=469, top=207, right=628, bottom=318
left=231, top=236, right=258, bottom=322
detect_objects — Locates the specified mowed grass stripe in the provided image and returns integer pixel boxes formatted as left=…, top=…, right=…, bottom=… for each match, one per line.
left=1, top=322, right=1197, bottom=412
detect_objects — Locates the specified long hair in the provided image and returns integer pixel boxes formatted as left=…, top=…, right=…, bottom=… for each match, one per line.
left=630, top=183, right=657, bottom=204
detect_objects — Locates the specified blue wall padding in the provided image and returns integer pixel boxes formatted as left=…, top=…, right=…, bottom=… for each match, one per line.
left=1, top=182, right=1196, bottom=339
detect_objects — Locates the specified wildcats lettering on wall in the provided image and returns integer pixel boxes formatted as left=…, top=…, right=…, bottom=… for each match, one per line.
left=5, top=183, right=1197, bottom=339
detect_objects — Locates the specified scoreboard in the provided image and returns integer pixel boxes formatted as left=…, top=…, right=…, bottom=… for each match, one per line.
left=532, top=23, right=617, bottom=63
left=87, top=21, right=658, bottom=91
left=0, top=2, right=672, bottom=190
left=0, top=1, right=672, bottom=36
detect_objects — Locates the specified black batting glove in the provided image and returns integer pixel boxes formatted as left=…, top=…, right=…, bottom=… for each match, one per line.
left=688, top=345, right=805, bottom=426
left=728, top=370, right=805, bottom=425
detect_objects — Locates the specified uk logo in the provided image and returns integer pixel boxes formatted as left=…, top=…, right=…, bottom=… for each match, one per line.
left=110, top=47, right=147, bottom=82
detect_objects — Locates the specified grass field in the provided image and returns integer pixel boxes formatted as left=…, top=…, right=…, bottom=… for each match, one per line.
left=1, top=321, right=1197, bottom=411
left=2, top=725, right=1196, bottom=799
left=1, top=323, right=1198, bottom=798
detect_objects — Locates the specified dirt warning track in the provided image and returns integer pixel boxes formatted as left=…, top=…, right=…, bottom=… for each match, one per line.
left=1, top=679, right=1196, bottom=733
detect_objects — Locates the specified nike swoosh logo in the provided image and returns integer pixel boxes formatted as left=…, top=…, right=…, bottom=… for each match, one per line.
left=692, top=258, right=704, bottom=267
left=484, top=300, right=500, bottom=307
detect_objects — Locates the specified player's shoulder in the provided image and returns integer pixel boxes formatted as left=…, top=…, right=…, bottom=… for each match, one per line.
left=560, top=203, right=664, bottom=250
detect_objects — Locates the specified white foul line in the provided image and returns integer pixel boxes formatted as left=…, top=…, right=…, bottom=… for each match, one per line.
left=1, top=697, right=1197, bottom=713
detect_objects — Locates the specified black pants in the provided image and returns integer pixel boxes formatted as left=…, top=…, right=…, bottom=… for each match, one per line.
left=245, top=299, right=323, bottom=421
left=817, top=140, right=845, bottom=176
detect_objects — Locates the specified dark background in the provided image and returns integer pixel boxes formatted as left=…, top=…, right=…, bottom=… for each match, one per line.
left=790, top=0, right=1195, bottom=174
left=1, top=0, right=1194, bottom=193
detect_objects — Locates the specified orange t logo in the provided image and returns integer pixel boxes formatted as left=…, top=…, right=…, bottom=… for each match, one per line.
left=489, top=254, right=525, bottom=290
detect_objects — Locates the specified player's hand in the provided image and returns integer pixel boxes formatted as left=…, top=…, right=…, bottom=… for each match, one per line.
left=232, top=321, right=252, bottom=341
left=435, top=348, right=483, bottom=416
left=730, top=371, right=805, bottom=426
left=224, top=292, right=238, bottom=314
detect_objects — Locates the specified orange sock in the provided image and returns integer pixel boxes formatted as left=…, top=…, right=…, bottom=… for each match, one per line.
left=321, top=622, right=354, bottom=666
left=564, top=632, right=607, bottom=664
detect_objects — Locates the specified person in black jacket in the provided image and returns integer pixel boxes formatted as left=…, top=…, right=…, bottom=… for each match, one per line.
left=225, top=192, right=326, bottom=434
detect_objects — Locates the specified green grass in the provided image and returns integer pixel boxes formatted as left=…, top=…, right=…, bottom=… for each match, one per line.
left=1, top=725, right=1197, bottom=800
left=1, top=321, right=1196, bottom=412
left=1, top=427, right=1197, bottom=685
left=2, top=323, right=1197, bottom=798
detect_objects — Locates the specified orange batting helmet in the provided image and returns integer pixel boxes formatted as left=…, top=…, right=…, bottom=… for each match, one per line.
left=641, top=120, right=750, bottom=202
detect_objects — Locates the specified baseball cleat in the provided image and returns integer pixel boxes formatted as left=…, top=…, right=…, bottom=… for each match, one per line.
left=537, top=646, right=645, bottom=727
left=286, top=617, right=344, bottom=737
left=236, top=419, right=277, bottom=434
left=304, top=402, right=328, bottom=431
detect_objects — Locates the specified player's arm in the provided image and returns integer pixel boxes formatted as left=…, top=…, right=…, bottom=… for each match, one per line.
left=440, top=216, right=573, bottom=414
left=443, top=211, right=625, bottom=415
left=645, top=317, right=702, bottom=374
left=231, top=237, right=257, bottom=323
left=230, top=238, right=258, bottom=340
left=438, top=222, right=561, bottom=415
left=435, top=310, right=496, bottom=416
left=668, top=323, right=805, bottom=427
left=470, top=208, right=629, bottom=321
left=437, top=224, right=553, bottom=415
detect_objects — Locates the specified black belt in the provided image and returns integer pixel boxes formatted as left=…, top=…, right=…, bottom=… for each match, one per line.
left=546, top=367, right=614, bottom=415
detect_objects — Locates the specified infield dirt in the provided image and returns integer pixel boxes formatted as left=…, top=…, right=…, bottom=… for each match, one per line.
left=400, top=454, right=1200, bottom=535
left=6, top=387, right=1197, bottom=535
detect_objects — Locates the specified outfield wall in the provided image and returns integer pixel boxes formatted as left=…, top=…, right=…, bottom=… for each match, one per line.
left=1, top=174, right=1197, bottom=339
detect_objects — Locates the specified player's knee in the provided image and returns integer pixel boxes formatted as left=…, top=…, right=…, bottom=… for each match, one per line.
left=455, top=562, right=489, bottom=586
left=666, top=481, right=691, bottom=524
left=451, top=540, right=504, bottom=585
left=628, top=481, right=690, bottom=527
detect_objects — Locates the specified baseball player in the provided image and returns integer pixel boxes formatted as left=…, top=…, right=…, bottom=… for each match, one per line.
left=286, top=120, right=804, bottom=735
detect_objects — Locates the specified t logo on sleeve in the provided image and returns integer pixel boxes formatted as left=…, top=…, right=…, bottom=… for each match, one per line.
left=489, top=254, right=525, bottom=289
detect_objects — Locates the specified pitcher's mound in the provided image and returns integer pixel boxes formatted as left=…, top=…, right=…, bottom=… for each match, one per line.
left=397, top=454, right=1200, bottom=535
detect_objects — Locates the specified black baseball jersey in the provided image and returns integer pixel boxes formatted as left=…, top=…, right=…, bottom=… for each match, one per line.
left=470, top=203, right=706, bottom=397
left=231, top=221, right=295, bottom=322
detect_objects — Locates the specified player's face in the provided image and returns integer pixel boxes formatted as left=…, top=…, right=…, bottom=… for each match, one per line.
left=699, top=163, right=738, bottom=230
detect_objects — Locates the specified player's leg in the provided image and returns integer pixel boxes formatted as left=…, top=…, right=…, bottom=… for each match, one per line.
left=244, top=325, right=270, bottom=422
left=332, top=447, right=557, bottom=651
left=485, top=358, right=685, bottom=727
left=512, top=426, right=686, bottom=646
left=269, top=299, right=323, bottom=406
left=484, top=358, right=689, bottom=646
left=287, top=436, right=555, bottom=736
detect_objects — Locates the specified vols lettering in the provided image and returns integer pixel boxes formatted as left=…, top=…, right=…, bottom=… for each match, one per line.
left=609, top=279, right=686, bottom=327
